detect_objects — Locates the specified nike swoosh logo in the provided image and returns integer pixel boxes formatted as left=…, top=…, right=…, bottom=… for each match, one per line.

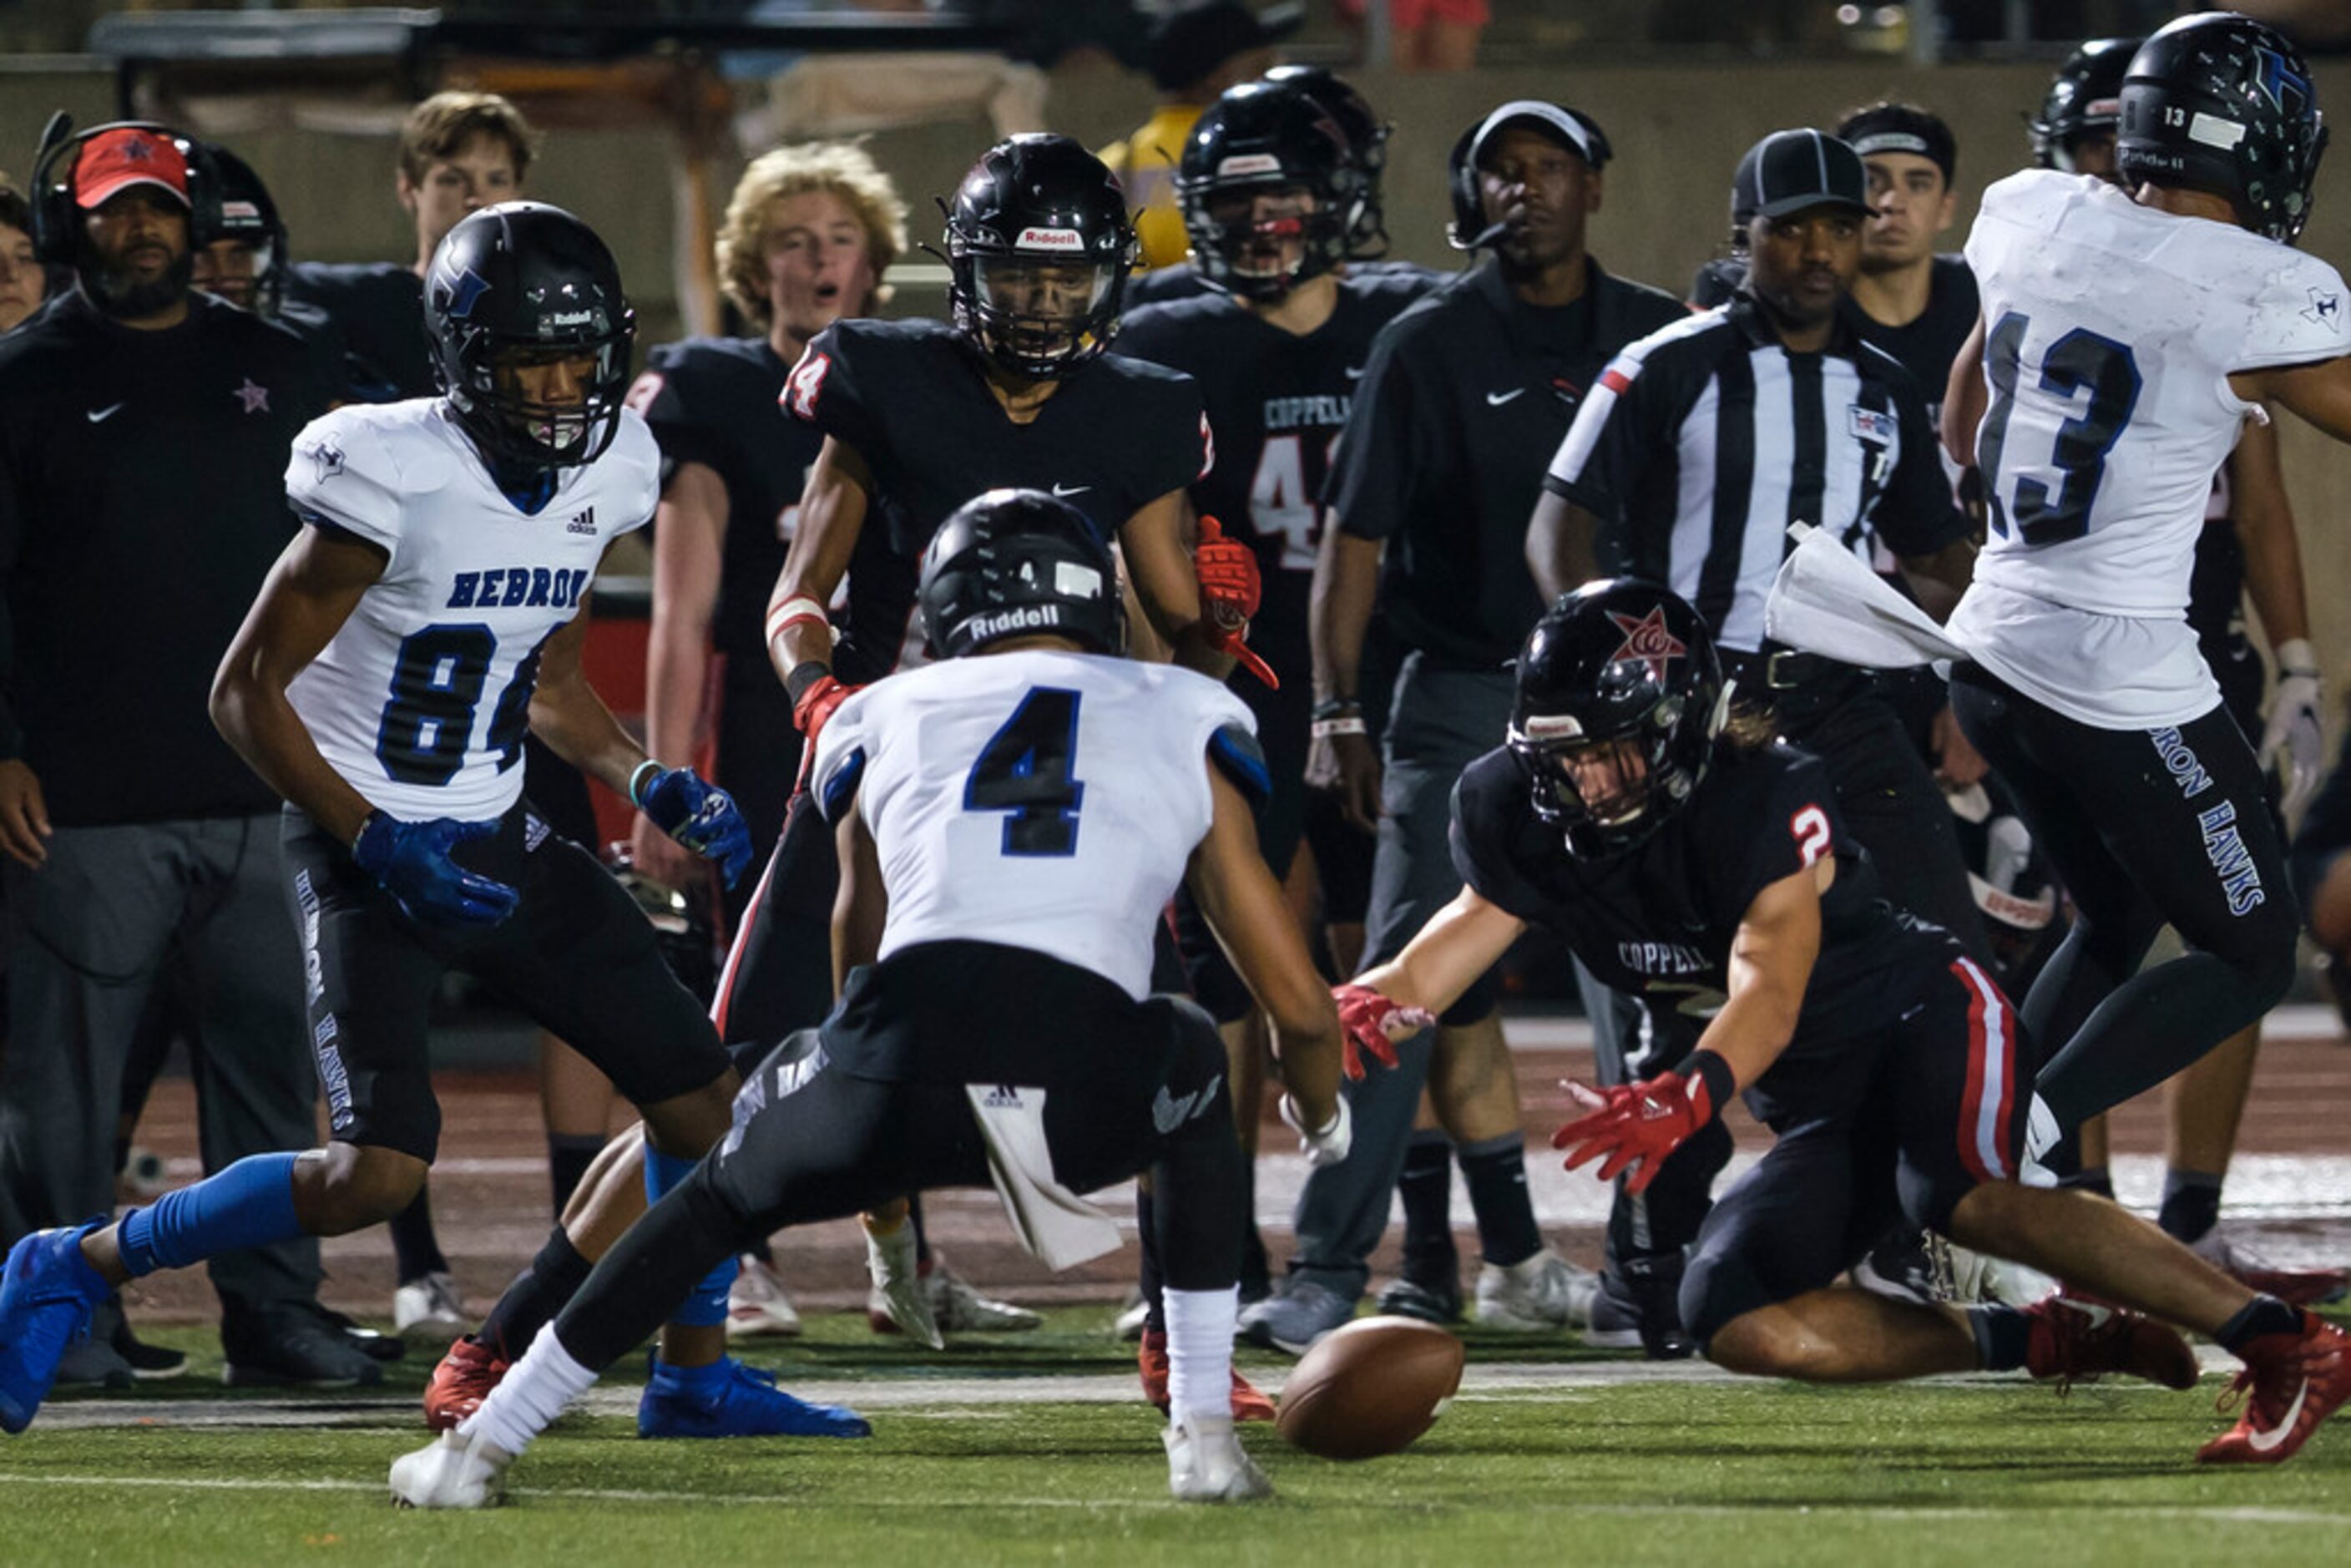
left=1485, top=389, right=1525, bottom=407
left=1051, top=483, right=1091, bottom=498
left=1345, top=366, right=1364, bottom=380
left=88, top=403, right=124, bottom=422
left=2246, top=1376, right=2311, bottom=1452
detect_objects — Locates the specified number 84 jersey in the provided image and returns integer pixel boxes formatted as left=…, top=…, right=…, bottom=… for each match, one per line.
left=812, top=650, right=1259, bottom=1002
left=282, top=399, right=659, bottom=822
left=1957, top=168, right=2348, bottom=725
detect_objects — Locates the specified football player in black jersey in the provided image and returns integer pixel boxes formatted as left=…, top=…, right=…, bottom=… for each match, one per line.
left=1117, top=77, right=1436, bottom=1329
left=1334, top=580, right=2351, bottom=1464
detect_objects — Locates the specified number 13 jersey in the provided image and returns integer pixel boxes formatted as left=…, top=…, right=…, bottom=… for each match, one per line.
left=282, top=398, right=659, bottom=822
left=812, top=650, right=1258, bottom=1001
left=1957, top=169, right=2348, bottom=726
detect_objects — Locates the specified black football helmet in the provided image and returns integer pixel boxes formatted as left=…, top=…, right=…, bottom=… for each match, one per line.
left=195, top=143, right=288, bottom=317
left=918, top=488, right=1125, bottom=660
left=601, top=843, right=719, bottom=1005
left=2117, top=12, right=2327, bottom=243
left=2027, top=37, right=2142, bottom=171
left=1261, top=63, right=1391, bottom=257
left=1508, top=580, right=1726, bottom=859
left=425, top=201, right=636, bottom=469
left=1176, top=79, right=1360, bottom=301
left=943, top=135, right=1134, bottom=381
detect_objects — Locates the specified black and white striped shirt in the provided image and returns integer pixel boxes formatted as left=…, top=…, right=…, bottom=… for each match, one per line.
left=1541, top=296, right=1964, bottom=652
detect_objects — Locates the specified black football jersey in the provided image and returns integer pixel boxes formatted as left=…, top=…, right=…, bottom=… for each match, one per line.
left=1843, top=255, right=1978, bottom=428
left=1449, top=741, right=1954, bottom=1061
left=782, top=318, right=1209, bottom=672
left=287, top=260, right=433, bottom=403
left=1114, top=271, right=1436, bottom=687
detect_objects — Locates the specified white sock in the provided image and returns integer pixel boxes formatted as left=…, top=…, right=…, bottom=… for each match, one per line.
left=458, top=1323, right=599, bottom=1458
left=1163, top=1286, right=1238, bottom=1424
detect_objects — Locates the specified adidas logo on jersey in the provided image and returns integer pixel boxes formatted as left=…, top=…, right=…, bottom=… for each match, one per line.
left=567, top=507, right=597, bottom=537
left=447, top=565, right=593, bottom=611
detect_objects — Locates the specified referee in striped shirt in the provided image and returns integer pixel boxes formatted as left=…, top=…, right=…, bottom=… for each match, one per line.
left=1528, top=127, right=1990, bottom=957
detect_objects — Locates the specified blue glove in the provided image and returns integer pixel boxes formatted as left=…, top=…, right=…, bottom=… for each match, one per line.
left=351, top=812, right=519, bottom=928
left=633, top=764, right=754, bottom=888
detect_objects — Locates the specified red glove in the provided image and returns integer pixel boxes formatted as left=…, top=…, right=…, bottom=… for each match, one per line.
left=1196, top=515, right=1280, bottom=690
left=1550, top=1062, right=1725, bottom=1195
left=1332, top=983, right=1434, bottom=1081
left=791, top=673, right=861, bottom=745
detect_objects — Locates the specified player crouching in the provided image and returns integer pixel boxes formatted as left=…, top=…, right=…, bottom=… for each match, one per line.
left=1335, top=581, right=2349, bottom=1464
left=386, top=489, right=1380, bottom=1508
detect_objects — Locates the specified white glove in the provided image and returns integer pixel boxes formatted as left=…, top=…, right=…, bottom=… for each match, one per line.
left=2260, top=638, right=2325, bottom=819
left=1279, top=1091, right=1352, bottom=1168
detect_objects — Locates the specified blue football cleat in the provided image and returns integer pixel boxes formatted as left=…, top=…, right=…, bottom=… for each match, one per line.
left=637, top=1355, right=871, bottom=1439
left=1, top=1223, right=111, bottom=1434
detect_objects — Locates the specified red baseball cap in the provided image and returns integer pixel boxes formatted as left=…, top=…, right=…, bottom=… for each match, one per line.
left=74, top=129, right=191, bottom=211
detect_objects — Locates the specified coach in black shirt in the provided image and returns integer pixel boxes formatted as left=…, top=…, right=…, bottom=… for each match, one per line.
left=0, top=127, right=359, bottom=1386
left=1261, top=101, right=1682, bottom=1350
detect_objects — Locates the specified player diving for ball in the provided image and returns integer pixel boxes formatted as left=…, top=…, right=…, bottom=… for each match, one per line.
left=384, top=488, right=1405, bottom=1508
left=1334, top=579, right=2350, bottom=1464
left=0, top=203, right=868, bottom=1444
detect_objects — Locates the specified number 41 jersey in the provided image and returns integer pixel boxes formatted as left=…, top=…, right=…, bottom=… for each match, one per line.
left=282, top=398, right=659, bottom=822
left=812, top=650, right=1257, bottom=1001
left=1959, top=169, right=2348, bottom=725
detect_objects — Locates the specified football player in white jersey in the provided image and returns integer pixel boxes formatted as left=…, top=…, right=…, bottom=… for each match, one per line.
left=1934, top=11, right=2351, bottom=1282
left=0, top=205, right=873, bottom=1444
left=383, top=488, right=1383, bottom=1508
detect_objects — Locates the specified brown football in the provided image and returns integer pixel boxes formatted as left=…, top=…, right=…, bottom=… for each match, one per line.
left=1275, top=1315, right=1465, bottom=1460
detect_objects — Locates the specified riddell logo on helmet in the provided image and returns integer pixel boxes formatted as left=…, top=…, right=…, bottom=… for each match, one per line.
left=1017, top=227, right=1085, bottom=250
left=1607, top=606, right=1686, bottom=681
left=1216, top=154, right=1286, bottom=179
left=965, top=604, right=1064, bottom=642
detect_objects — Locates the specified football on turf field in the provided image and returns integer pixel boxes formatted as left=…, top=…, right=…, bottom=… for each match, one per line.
left=1275, top=1315, right=1464, bottom=1460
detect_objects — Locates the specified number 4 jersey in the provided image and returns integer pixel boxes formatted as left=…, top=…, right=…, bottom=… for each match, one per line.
left=282, top=398, right=660, bottom=821
left=1958, top=168, right=2349, bottom=727
left=811, top=650, right=1259, bottom=1001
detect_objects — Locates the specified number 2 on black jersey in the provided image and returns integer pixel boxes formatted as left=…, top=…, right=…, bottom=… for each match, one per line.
left=1977, top=311, right=2142, bottom=546
left=964, top=687, right=1084, bottom=856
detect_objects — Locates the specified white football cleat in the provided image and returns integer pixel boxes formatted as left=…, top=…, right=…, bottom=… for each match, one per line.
left=1164, top=1411, right=1272, bottom=1503
left=392, top=1271, right=465, bottom=1334
left=863, top=1220, right=944, bottom=1350
left=924, top=1257, right=1042, bottom=1333
left=1474, top=1249, right=1597, bottom=1333
left=389, top=1430, right=513, bottom=1510
left=726, top=1255, right=804, bottom=1341
left=1113, top=1296, right=1151, bottom=1342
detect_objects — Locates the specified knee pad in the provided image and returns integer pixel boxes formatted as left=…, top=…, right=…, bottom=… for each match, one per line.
left=1677, top=1237, right=1774, bottom=1350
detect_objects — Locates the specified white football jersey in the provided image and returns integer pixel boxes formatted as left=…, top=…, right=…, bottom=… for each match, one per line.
left=812, top=650, right=1259, bottom=999
left=1956, top=169, right=2349, bottom=725
left=283, top=400, right=659, bottom=821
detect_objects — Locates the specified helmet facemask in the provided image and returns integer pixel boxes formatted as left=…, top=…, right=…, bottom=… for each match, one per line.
left=1185, top=176, right=1347, bottom=301
left=449, top=326, right=632, bottom=469
left=1510, top=693, right=1710, bottom=857
left=954, top=250, right=1125, bottom=381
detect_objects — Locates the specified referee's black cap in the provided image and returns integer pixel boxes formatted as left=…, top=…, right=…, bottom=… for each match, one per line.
left=1733, top=129, right=1869, bottom=224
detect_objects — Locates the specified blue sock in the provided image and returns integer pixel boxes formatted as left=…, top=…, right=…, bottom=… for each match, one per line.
left=644, top=1146, right=738, bottom=1328
left=117, top=1152, right=302, bottom=1277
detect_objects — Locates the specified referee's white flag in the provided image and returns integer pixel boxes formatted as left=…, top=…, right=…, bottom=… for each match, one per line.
left=1765, top=523, right=1969, bottom=671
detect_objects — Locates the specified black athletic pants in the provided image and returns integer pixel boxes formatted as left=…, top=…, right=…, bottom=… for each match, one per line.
left=1949, top=666, right=2298, bottom=1146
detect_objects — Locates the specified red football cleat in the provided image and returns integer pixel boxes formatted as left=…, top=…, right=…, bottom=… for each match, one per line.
left=2192, top=1234, right=2349, bottom=1309
left=2198, top=1313, right=2351, bottom=1464
left=423, top=1335, right=509, bottom=1434
left=2023, top=1297, right=2199, bottom=1392
left=1139, top=1328, right=1277, bottom=1423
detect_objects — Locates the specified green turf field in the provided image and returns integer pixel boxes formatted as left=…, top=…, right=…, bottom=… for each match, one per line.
left=3, top=1308, right=2344, bottom=1566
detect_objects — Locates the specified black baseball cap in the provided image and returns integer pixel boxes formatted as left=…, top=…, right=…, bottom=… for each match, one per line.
left=1469, top=99, right=1611, bottom=172
left=1148, top=2, right=1304, bottom=93
left=1835, top=102, right=1957, bottom=185
left=1732, top=129, right=1870, bottom=223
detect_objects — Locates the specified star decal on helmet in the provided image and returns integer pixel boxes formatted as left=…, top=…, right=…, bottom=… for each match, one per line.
left=1606, top=606, right=1686, bottom=682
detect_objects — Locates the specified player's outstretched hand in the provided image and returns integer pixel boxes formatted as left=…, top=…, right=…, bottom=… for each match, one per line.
left=791, top=673, right=862, bottom=744
left=352, top=812, right=520, bottom=928
left=634, top=766, right=755, bottom=888
left=1550, top=1073, right=1707, bottom=1195
left=1280, top=1091, right=1353, bottom=1168
left=2260, top=645, right=2323, bottom=818
left=1332, top=983, right=1433, bottom=1080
